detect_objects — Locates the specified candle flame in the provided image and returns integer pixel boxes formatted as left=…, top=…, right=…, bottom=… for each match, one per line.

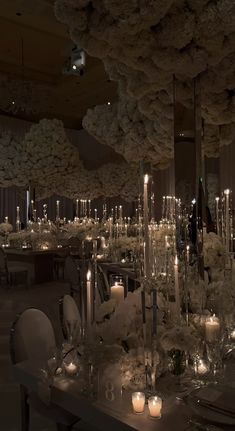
left=174, top=255, right=178, bottom=265
left=215, top=196, right=220, bottom=202
left=224, top=188, right=230, bottom=195
left=87, top=269, right=91, bottom=281
left=144, top=174, right=149, bottom=184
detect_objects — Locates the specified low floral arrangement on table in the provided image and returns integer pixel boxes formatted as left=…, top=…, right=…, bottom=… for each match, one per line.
left=108, top=236, right=141, bottom=261
left=203, top=232, right=225, bottom=280
left=58, top=219, right=100, bottom=244
left=0, top=222, right=13, bottom=235
left=8, top=222, right=58, bottom=250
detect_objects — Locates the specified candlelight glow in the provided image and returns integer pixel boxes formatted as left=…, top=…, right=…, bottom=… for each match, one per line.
left=87, top=269, right=91, bottom=281
left=215, top=196, right=220, bottom=202
left=174, top=255, right=178, bottom=266
left=224, top=189, right=230, bottom=195
left=144, top=174, right=149, bottom=184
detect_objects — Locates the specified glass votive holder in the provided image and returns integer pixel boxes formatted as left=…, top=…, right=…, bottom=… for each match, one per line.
left=132, top=392, right=145, bottom=414
left=148, top=396, right=162, bottom=419
left=194, top=357, right=210, bottom=377
left=62, top=346, right=79, bottom=377
left=64, top=361, right=79, bottom=377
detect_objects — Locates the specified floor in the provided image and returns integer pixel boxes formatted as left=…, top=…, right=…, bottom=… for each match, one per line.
left=0, top=280, right=71, bottom=431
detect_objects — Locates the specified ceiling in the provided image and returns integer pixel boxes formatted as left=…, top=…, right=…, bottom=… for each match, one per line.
left=0, top=0, right=117, bottom=129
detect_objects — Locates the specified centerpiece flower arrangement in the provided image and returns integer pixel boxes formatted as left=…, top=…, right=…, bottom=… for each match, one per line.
left=8, top=221, right=58, bottom=250
left=109, top=236, right=141, bottom=260
left=59, top=219, right=100, bottom=243
left=85, top=284, right=200, bottom=390
left=203, top=232, right=225, bottom=281
left=0, top=222, right=13, bottom=235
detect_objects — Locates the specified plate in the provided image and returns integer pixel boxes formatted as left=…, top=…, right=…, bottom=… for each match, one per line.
left=186, top=389, right=235, bottom=426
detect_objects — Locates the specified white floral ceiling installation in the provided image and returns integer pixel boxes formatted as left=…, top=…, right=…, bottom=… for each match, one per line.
left=55, top=0, right=235, bottom=163
left=22, top=118, right=81, bottom=193
left=0, top=118, right=139, bottom=201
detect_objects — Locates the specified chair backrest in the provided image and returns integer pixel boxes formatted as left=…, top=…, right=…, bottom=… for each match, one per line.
left=63, top=294, right=81, bottom=322
left=10, top=308, right=56, bottom=365
left=0, top=248, right=7, bottom=273
left=97, top=264, right=110, bottom=302
left=59, top=295, right=81, bottom=341
left=65, top=256, right=79, bottom=287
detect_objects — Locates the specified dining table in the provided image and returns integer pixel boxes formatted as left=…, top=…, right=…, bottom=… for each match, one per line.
left=13, top=357, right=235, bottom=431
left=5, top=247, right=69, bottom=284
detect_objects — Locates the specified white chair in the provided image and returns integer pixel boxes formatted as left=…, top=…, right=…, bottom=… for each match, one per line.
left=0, top=248, right=30, bottom=288
left=10, top=308, right=79, bottom=431
left=59, top=295, right=81, bottom=343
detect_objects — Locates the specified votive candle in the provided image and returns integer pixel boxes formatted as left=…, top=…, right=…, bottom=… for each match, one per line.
left=195, top=359, right=209, bottom=376
left=64, top=362, right=78, bottom=376
left=205, top=314, right=220, bottom=343
left=148, top=396, right=162, bottom=418
left=110, top=282, right=124, bottom=304
left=132, top=392, right=145, bottom=414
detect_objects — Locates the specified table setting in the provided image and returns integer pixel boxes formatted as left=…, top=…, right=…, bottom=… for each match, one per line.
left=8, top=181, right=235, bottom=431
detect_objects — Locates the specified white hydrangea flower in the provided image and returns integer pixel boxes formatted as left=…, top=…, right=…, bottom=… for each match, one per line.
left=55, top=0, right=235, bottom=163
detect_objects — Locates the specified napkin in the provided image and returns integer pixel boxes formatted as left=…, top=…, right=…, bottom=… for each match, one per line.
left=192, top=385, right=235, bottom=418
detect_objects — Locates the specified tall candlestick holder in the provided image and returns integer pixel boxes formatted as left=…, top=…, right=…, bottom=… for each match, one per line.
left=76, top=199, right=79, bottom=219
left=88, top=200, right=91, bottom=219
left=56, top=200, right=60, bottom=222
left=92, top=239, right=98, bottom=323
left=143, top=173, right=151, bottom=278
left=16, top=206, right=20, bottom=232
left=43, top=204, right=47, bottom=222
left=215, top=197, right=220, bottom=236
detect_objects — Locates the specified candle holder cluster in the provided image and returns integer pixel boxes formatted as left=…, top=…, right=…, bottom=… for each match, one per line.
left=132, top=392, right=162, bottom=418
left=215, top=189, right=234, bottom=255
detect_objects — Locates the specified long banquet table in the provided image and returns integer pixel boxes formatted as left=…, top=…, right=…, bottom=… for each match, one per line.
left=13, top=359, right=235, bottom=431
left=5, top=248, right=69, bottom=284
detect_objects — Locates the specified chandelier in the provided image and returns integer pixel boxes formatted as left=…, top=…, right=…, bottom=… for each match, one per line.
left=0, top=39, right=51, bottom=115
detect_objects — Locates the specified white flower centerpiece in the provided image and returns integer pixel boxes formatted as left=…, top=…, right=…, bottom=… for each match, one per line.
left=203, top=232, right=225, bottom=281
left=84, top=282, right=202, bottom=390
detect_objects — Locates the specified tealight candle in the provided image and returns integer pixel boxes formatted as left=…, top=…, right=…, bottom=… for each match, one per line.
left=195, top=359, right=209, bottom=375
left=110, top=282, right=124, bottom=304
left=230, top=329, right=235, bottom=341
left=205, top=314, right=220, bottom=343
left=64, top=362, right=78, bottom=376
left=132, top=392, right=145, bottom=414
left=148, top=396, right=162, bottom=418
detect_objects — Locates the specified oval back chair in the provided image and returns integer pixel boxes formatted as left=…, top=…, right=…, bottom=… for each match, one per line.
left=10, top=308, right=78, bottom=431
left=59, top=295, right=81, bottom=343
